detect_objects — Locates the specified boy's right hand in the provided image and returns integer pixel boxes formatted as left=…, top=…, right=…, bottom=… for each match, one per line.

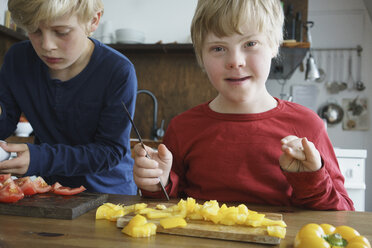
left=133, top=143, right=173, bottom=192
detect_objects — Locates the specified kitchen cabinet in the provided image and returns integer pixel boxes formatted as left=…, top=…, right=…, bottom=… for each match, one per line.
left=334, top=148, right=367, bottom=211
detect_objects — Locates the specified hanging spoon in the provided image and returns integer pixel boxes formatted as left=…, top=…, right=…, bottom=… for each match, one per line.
left=347, top=51, right=355, bottom=90
left=355, top=51, right=365, bottom=91
left=338, top=51, right=347, bottom=91
left=315, top=50, right=326, bottom=83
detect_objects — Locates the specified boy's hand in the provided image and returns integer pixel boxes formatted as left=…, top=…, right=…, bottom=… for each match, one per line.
left=279, top=135, right=321, bottom=172
left=0, top=142, right=30, bottom=176
left=133, top=143, right=172, bottom=192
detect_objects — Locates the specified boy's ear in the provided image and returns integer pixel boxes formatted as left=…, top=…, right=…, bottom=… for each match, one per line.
left=88, top=11, right=102, bottom=33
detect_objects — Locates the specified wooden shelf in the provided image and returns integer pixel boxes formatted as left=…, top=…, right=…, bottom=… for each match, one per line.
left=108, top=42, right=309, bottom=54
left=282, top=41, right=310, bottom=48
left=0, top=25, right=28, bottom=41
left=108, top=43, right=193, bottom=54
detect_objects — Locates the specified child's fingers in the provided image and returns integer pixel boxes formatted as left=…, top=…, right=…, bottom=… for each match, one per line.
left=281, top=135, right=299, bottom=145
left=1, top=143, right=28, bottom=153
left=133, top=175, right=161, bottom=187
left=301, top=138, right=322, bottom=171
left=133, top=143, right=153, bottom=157
left=133, top=165, right=163, bottom=179
left=282, top=141, right=306, bottom=160
left=157, top=144, right=172, bottom=167
left=279, top=152, right=294, bottom=167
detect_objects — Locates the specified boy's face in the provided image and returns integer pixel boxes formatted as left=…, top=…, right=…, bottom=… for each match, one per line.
left=201, top=24, right=275, bottom=105
left=28, top=14, right=96, bottom=78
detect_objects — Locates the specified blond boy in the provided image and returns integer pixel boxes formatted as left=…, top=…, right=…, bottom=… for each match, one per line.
left=133, top=0, right=353, bottom=210
left=0, top=0, right=138, bottom=194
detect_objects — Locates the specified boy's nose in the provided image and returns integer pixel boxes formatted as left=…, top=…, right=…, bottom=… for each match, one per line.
left=226, top=52, right=246, bottom=69
left=41, top=34, right=57, bottom=51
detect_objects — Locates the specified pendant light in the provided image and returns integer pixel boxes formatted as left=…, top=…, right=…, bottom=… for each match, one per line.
left=305, top=21, right=320, bottom=81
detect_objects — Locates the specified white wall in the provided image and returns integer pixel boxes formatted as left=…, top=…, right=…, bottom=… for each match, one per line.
left=96, top=0, right=198, bottom=44
left=0, top=0, right=8, bottom=26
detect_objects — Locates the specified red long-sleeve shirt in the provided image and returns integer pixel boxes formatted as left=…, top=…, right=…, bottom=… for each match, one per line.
left=143, top=98, right=354, bottom=211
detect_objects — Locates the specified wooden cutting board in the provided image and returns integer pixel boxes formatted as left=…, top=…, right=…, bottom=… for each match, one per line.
left=116, top=203, right=283, bottom=245
left=0, top=192, right=108, bottom=219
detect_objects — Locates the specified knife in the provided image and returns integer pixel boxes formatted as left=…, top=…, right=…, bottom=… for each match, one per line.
left=121, top=101, right=170, bottom=201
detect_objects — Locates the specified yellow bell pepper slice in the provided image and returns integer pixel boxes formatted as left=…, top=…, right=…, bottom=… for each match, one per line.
left=122, top=214, right=156, bottom=238
left=160, top=217, right=187, bottom=229
left=267, top=225, right=286, bottom=239
left=156, top=204, right=167, bottom=210
left=146, top=210, right=172, bottom=219
left=245, top=213, right=265, bottom=227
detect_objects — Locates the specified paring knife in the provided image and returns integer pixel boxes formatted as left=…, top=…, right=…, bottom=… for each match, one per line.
left=121, top=101, right=170, bottom=201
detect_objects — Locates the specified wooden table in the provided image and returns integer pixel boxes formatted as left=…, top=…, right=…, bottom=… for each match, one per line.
left=1, top=195, right=371, bottom=248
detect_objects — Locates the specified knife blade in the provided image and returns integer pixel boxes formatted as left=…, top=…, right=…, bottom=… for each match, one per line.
left=121, top=101, right=170, bottom=201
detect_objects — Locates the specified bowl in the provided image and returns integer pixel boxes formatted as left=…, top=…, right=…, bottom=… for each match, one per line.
left=0, top=141, right=10, bottom=162
left=115, top=28, right=145, bottom=44
left=14, top=122, right=33, bottom=137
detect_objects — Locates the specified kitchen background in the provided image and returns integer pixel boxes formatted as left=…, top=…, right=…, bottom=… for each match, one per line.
left=0, top=0, right=371, bottom=211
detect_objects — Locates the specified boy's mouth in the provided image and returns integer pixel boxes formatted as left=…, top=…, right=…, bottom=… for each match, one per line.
left=225, top=76, right=251, bottom=83
left=43, top=56, right=62, bottom=64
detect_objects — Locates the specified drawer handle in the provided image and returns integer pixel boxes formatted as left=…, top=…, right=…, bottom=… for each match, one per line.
left=345, top=169, right=353, bottom=178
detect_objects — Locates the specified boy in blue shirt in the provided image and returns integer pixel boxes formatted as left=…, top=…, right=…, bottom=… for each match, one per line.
left=0, top=0, right=138, bottom=194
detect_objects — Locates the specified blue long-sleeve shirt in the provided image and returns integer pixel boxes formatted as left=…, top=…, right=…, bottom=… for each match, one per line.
left=0, top=38, right=138, bottom=194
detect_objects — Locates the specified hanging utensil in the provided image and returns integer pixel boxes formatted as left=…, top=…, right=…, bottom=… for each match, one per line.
left=327, top=51, right=340, bottom=94
left=121, top=101, right=170, bottom=201
left=315, top=50, right=326, bottom=83
left=347, top=51, right=355, bottom=90
left=338, top=51, right=347, bottom=91
left=355, top=50, right=365, bottom=91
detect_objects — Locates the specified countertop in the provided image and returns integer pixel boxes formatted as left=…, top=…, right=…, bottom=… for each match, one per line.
left=1, top=195, right=371, bottom=248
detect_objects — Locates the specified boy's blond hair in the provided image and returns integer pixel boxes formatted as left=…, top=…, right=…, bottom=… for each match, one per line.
left=191, top=0, right=284, bottom=67
left=8, top=0, right=104, bottom=34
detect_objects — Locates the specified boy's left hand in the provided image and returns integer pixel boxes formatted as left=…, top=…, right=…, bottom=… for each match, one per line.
left=0, top=142, right=30, bottom=176
left=279, top=135, right=321, bottom=172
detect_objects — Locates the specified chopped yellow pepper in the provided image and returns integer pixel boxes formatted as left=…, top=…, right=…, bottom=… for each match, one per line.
left=122, top=214, right=156, bottom=238
left=267, top=225, right=286, bottom=239
left=96, top=203, right=126, bottom=221
left=160, top=217, right=187, bottom=229
left=156, top=204, right=167, bottom=210
left=146, top=210, right=172, bottom=219
left=97, top=198, right=288, bottom=239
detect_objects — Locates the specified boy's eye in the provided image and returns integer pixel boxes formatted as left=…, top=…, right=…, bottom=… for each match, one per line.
left=245, top=41, right=257, bottom=47
left=212, top=46, right=224, bottom=52
left=55, top=29, right=71, bottom=36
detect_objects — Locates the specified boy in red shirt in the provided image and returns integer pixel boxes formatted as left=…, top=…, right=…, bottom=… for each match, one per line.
left=133, top=0, right=354, bottom=210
